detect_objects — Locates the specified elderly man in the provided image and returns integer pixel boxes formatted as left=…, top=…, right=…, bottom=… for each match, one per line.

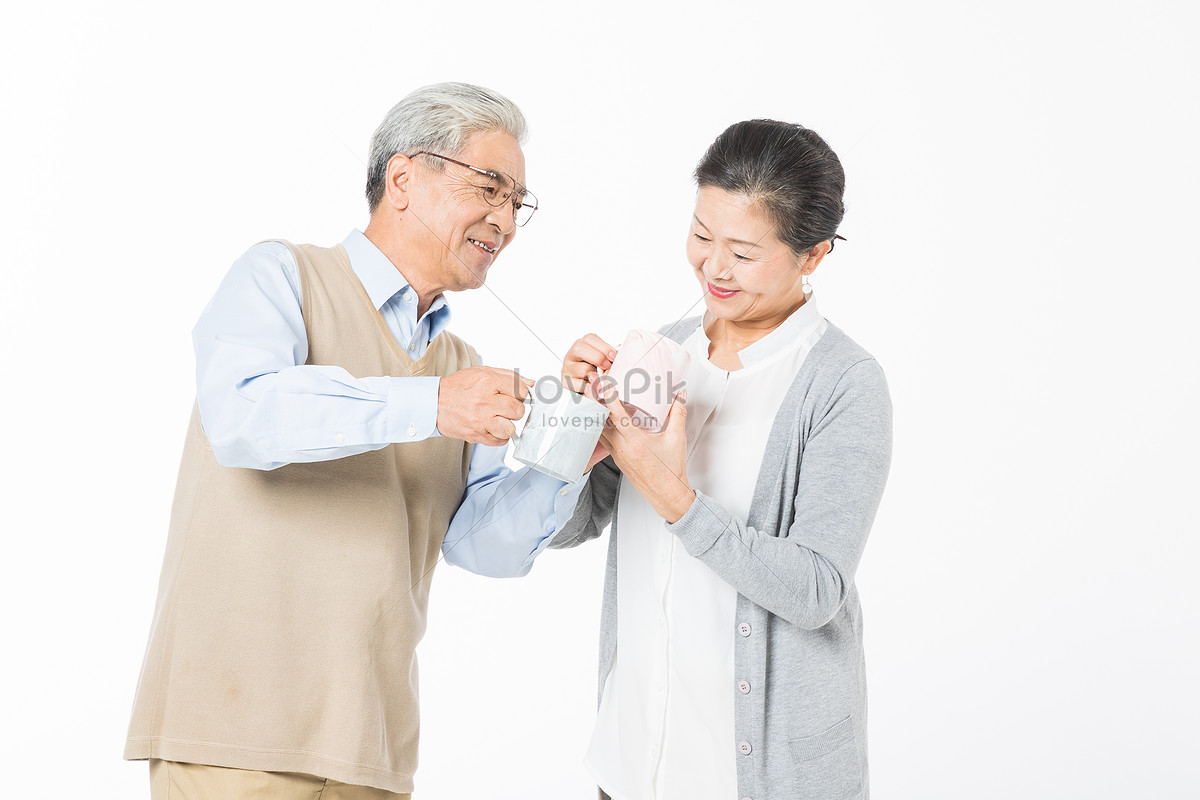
left=124, top=83, right=561, bottom=799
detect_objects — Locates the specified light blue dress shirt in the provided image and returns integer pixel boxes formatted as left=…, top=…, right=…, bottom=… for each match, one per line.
left=192, top=228, right=581, bottom=576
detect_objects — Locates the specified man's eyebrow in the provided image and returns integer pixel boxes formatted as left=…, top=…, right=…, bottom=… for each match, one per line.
left=693, top=214, right=759, bottom=249
left=487, top=167, right=528, bottom=190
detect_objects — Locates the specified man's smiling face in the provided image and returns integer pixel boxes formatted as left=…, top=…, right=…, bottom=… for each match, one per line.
left=405, top=130, right=527, bottom=293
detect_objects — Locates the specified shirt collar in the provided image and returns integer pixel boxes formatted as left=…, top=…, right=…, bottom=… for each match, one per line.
left=740, top=291, right=822, bottom=366
left=341, top=228, right=451, bottom=332
left=699, top=291, right=823, bottom=368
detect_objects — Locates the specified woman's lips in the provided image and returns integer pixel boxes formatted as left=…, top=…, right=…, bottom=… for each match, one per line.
left=707, top=281, right=739, bottom=299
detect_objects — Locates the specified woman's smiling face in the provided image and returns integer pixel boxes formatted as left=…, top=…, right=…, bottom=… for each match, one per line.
left=686, top=186, right=815, bottom=326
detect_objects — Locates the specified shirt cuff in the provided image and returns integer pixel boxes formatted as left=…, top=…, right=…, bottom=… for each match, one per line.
left=549, top=472, right=587, bottom=533
left=524, top=468, right=587, bottom=554
left=388, top=376, right=442, bottom=442
left=665, top=489, right=732, bottom=557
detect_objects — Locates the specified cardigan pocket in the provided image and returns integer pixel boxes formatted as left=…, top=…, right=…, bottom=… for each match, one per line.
left=786, top=716, right=863, bottom=799
left=787, top=715, right=855, bottom=763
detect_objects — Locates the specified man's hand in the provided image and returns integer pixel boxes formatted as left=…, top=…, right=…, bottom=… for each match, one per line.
left=437, top=367, right=533, bottom=446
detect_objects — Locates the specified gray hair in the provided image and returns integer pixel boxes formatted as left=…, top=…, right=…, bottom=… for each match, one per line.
left=365, top=82, right=529, bottom=213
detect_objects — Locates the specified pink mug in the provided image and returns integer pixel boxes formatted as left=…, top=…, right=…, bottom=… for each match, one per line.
left=602, top=330, right=690, bottom=433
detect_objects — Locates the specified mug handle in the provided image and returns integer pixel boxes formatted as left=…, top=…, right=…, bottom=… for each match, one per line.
left=592, top=342, right=622, bottom=401
left=510, top=396, right=534, bottom=444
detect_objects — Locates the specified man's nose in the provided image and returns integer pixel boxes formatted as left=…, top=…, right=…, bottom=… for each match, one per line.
left=486, top=200, right=518, bottom=236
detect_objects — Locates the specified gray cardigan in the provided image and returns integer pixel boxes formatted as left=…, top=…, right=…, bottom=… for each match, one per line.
left=550, top=316, right=893, bottom=800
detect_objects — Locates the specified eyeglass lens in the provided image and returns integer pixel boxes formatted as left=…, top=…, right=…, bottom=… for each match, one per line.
left=482, top=173, right=536, bottom=226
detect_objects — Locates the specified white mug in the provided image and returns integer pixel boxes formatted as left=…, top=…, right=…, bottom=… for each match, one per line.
left=511, top=377, right=609, bottom=484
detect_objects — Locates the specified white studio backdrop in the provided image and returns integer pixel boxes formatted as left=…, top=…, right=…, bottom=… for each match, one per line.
left=1, top=1, right=1197, bottom=797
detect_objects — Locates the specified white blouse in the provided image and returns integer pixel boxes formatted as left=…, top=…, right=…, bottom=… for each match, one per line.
left=585, top=294, right=830, bottom=800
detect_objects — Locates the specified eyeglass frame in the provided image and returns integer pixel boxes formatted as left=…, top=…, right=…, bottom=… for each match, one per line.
left=406, top=151, right=538, bottom=226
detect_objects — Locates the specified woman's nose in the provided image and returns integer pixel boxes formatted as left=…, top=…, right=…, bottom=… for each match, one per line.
left=704, top=257, right=734, bottom=283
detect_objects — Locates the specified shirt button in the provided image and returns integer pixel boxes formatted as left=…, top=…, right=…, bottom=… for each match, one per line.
left=558, top=487, right=570, bottom=497
left=408, top=343, right=417, bottom=352
left=738, top=622, right=752, bottom=637
left=335, top=433, right=345, bottom=443
left=403, top=291, right=414, bottom=303
left=738, top=680, right=751, bottom=694
left=407, top=424, right=417, bottom=437
left=738, top=741, right=753, bottom=755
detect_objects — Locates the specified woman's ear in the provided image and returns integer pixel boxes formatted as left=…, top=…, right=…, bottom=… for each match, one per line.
left=800, top=239, right=833, bottom=275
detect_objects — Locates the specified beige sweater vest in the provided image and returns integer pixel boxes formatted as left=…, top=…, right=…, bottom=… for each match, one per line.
left=125, top=241, right=478, bottom=793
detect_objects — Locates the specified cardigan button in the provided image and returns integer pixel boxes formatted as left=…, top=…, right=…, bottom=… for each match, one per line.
left=738, top=622, right=752, bottom=637
left=737, top=680, right=751, bottom=694
left=738, top=741, right=753, bottom=755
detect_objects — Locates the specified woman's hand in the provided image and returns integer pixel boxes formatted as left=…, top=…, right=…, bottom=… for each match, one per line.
left=563, top=334, right=619, bottom=472
left=561, top=333, right=617, bottom=399
left=598, top=388, right=695, bottom=523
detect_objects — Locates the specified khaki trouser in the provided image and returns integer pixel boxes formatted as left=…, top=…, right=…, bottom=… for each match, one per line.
left=149, top=760, right=411, bottom=800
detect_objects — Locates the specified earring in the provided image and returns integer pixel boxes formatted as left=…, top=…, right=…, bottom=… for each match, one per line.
left=802, top=272, right=812, bottom=295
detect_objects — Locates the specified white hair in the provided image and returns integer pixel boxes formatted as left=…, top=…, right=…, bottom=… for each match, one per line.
left=365, top=82, right=529, bottom=212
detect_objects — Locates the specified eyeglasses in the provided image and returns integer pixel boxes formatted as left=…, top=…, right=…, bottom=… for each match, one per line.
left=407, top=151, right=538, bottom=227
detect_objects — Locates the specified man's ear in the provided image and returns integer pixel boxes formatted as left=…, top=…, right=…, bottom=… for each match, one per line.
left=383, top=153, right=413, bottom=212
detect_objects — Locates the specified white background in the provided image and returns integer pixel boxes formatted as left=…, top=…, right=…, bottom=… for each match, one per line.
left=2, top=1, right=1197, bottom=797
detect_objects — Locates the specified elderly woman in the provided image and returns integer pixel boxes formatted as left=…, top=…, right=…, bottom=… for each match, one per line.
left=445, top=119, right=892, bottom=800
